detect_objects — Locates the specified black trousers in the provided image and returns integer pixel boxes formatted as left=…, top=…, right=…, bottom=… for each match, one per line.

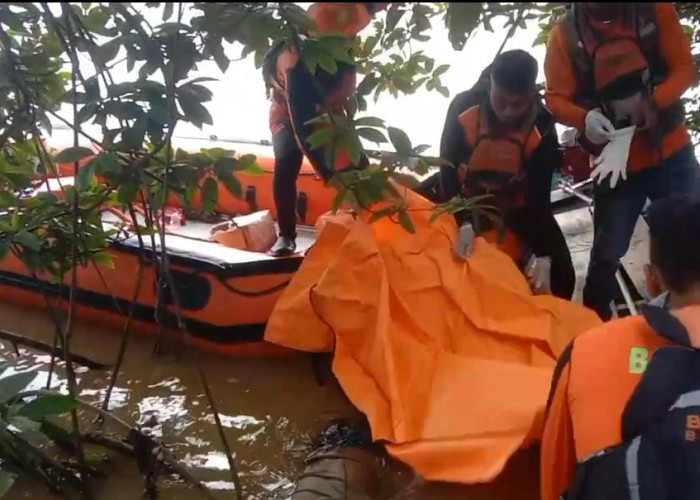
left=272, top=125, right=304, bottom=238
left=273, top=62, right=370, bottom=238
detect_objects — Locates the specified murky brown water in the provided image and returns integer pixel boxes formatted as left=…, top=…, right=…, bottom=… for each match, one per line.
left=0, top=206, right=649, bottom=500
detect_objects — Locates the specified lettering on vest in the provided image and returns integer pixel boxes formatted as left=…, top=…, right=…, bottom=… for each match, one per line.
left=686, top=414, right=700, bottom=442
left=629, top=346, right=649, bottom=374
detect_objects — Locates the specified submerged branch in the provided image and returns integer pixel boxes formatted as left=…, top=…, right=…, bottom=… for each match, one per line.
left=199, top=367, right=243, bottom=499
left=0, top=328, right=110, bottom=370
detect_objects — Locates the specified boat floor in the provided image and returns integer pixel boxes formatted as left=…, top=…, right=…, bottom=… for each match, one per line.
left=99, top=205, right=649, bottom=294
left=101, top=211, right=316, bottom=267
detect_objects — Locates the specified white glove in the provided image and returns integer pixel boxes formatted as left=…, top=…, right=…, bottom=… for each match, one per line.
left=455, top=222, right=476, bottom=259
left=590, top=125, right=636, bottom=189
left=525, top=256, right=552, bottom=295
left=560, top=128, right=578, bottom=148
left=585, top=109, right=614, bottom=145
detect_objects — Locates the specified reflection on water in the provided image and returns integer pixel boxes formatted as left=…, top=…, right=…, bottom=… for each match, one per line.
left=0, top=302, right=357, bottom=500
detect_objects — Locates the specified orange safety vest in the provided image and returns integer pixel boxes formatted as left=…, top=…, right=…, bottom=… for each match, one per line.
left=456, top=104, right=542, bottom=208
left=455, top=104, right=543, bottom=264
left=561, top=3, right=686, bottom=134
left=541, top=306, right=700, bottom=500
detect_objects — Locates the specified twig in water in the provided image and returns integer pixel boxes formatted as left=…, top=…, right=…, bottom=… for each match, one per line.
left=0, top=328, right=110, bottom=370
left=198, top=367, right=243, bottom=499
left=101, top=228, right=145, bottom=413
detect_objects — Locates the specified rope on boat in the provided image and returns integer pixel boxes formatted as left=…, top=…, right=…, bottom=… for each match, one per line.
left=215, top=275, right=291, bottom=298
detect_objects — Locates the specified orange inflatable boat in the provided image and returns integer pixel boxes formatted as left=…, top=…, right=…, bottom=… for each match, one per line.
left=48, top=142, right=337, bottom=226
left=0, top=146, right=337, bottom=356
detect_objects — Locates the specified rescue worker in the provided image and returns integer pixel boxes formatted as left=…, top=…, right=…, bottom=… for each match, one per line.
left=540, top=194, right=700, bottom=500
left=438, top=49, right=576, bottom=300
left=544, top=2, right=700, bottom=320
left=263, top=3, right=389, bottom=256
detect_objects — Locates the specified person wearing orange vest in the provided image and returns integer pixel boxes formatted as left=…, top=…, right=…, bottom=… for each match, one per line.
left=263, top=3, right=389, bottom=256
left=541, top=193, right=700, bottom=500
left=438, top=50, right=576, bottom=300
left=544, top=3, right=700, bottom=320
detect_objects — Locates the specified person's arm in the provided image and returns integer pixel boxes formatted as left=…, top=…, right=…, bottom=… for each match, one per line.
left=650, top=3, right=697, bottom=110
left=524, top=122, right=561, bottom=209
left=439, top=92, right=474, bottom=202
left=541, top=360, right=577, bottom=500
left=544, top=24, right=589, bottom=134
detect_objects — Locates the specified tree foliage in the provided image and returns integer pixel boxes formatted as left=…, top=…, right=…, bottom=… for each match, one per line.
left=0, top=2, right=699, bottom=493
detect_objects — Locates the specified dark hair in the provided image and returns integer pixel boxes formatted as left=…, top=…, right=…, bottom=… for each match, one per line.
left=647, top=194, right=700, bottom=294
left=491, top=49, right=538, bottom=93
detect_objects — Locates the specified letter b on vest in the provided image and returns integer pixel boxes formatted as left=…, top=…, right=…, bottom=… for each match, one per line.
left=629, top=347, right=649, bottom=374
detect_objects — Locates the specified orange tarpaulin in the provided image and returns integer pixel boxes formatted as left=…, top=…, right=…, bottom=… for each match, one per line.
left=264, top=188, right=601, bottom=484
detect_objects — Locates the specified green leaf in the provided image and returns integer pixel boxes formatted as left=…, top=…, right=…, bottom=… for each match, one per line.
left=306, top=128, right=333, bottom=150
left=354, top=116, right=385, bottom=128
left=183, top=183, right=197, bottom=207
left=0, top=372, right=37, bottom=403
left=92, top=252, right=114, bottom=268
left=391, top=172, right=420, bottom=189
left=77, top=102, right=99, bottom=124
left=163, top=2, right=174, bottom=20
left=219, top=171, right=242, bottom=199
left=357, top=128, right=387, bottom=145
left=282, top=4, right=316, bottom=33
left=175, top=148, right=189, bottom=161
left=386, top=4, right=405, bottom=31
left=13, top=231, right=41, bottom=252
left=122, top=117, right=148, bottom=150
left=19, top=394, right=79, bottom=419
left=77, top=158, right=99, bottom=192
left=331, top=187, right=348, bottom=213
left=84, top=5, right=110, bottom=32
left=243, top=162, right=264, bottom=176
left=237, top=154, right=260, bottom=171
left=201, top=177, right=218, bottom=212
left=117, top=183, right=139, bottom=205
left=356, top=74, right=379, bottom=97
left=368, top=206, right=398, bottom=223
left=94, top=39, right=121, bottom=65
left=213, top=156, right=238, bottom=174
left=445, top=3, right=483, bottom=50
left=179, top=83, right=214, bottom=103
left=398, top=210, right=415, bottom=234
left=433, top=64, right=450, bottom=77
left=387, top=127, right=413, bottom=155
left=178, top=93, right=213, bottom=129
left=94, top=152, right=121, bottom=177
left=54, top=147, right=94, bottom=164
left=0, top=239, right=10, bottom=261
left=148, top=100, right=170, bottom=125
left=344, top=136, right=363, bottom=166
left=189, top=153, right=212, bottom=169
left=0, top=191, right=15, bottom=207
left=8, top=415, right=41, bottom=434
left=0, top=471, right=16, bottom=497
left=212, top=43, right=230, bottom=73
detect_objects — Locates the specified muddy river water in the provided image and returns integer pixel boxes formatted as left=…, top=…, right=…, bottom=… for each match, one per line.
left=0, top=206, right=649, bottom=499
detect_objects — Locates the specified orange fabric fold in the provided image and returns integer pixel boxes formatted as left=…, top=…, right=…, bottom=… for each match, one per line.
left=264, top=187, right=600, bottom=483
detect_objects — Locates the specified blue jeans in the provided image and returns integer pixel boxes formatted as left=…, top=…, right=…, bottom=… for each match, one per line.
left=583, top=145, right=700, bottom=320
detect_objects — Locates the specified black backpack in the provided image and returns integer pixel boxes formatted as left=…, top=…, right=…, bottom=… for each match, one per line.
left=562, top=305, right=700, bottom=500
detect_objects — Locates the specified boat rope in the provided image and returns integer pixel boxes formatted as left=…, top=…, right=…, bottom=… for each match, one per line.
left=215, top=274, right=291, bottom=298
